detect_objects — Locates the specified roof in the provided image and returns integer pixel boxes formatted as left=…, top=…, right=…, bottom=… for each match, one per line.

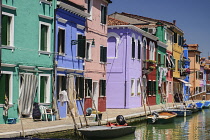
left=109, top=12, right=184, bottom=34
left=108, top=16, right=129, bottom=26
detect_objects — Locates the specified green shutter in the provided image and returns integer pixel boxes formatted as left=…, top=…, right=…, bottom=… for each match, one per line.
left=40, top=77, right=46, bottom=103
left=104, top=6, right=107, bottom=24
left=103, top=47, right=107, bottom=62
left=138, top=41, right=141, bottom=59
left=0, top=75, right=6, bottom=104
left=41, top=25, right=47, bottom=51
left=100, top=46, right=103, bottom=62
left=79, top=77, right=84, bottom=98
left=102, top=80, right=106, bottom=96
left=2, top=15, right=9, bottom=45
left=101, top=5, right=104, bottom=23
left=77, top=35, right=85, bottom=58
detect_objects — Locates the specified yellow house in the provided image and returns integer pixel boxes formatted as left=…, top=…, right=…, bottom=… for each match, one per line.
left=171, top=24, right=184, bottom=101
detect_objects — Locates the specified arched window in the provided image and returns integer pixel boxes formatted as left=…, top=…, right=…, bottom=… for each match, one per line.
left=143, top=39, right=147, bottom=60
left=107, top=36, right=117, bottom=58
left=132, top=37, right=135, bottom=59
left=137, top=40, right=141, bottom=60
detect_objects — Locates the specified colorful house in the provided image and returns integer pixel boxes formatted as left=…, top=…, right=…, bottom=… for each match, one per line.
left=0, top=0, right=56, bottom=124
left=55, top=0, right=89, bottom=118
left=83, top=0, right=112, bottom=112
left=188, top=44, right=203, bottom=100
left=106, top=17, right=158, bottom=108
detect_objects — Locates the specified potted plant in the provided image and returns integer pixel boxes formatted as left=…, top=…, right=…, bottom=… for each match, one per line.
left=137, top=92, right=141, bottom=96
left=149, top=66, right=155, bottom=71
left=131, top=93, right=134, bottom=96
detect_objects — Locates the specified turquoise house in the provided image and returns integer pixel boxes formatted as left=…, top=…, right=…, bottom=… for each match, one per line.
left=0, top=0, right=56, bottom=124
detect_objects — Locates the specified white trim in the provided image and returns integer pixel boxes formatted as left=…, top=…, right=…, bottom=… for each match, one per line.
left=38, top=14, right=53, bottom=20
left=1, top=63, right=16, bottom=67
left=2, top=12, right=15, bottom=47
left=38, top=67, right=53, bottom=70
left=157, top=41, right=168, bottom=48
left=1, top=71, right=13, bottom=104
left=57, top=1, right=90, bottom=18
left=39, top=21, right=51, bottom=52
left=86, top=0, right=93, bottom=20
left=19, top=65, right=36, bottom=69
left=85, top=41, right=92, bottom=60
left=57, top=17, right=68, bottom=24
left=39, top=74, right=51, bottom=103
left=2, top=4, right=16, bottom=10
left=108, top=25, right=158, bottom=41
left=77, top=24, right=85, bottom=30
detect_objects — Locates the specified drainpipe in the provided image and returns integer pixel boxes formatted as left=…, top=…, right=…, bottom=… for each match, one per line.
left=0, top=0, right=2, bottom=76
left=124, top=30, right=128, bottom=108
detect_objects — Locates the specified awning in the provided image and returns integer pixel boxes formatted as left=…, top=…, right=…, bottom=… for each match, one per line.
left=177, top=79, right=192, bottom=87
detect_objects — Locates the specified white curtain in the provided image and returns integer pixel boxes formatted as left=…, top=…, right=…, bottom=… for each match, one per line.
left=18, top=74, right=38, bottom=116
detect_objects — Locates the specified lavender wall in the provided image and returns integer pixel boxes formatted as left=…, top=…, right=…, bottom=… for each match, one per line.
left=106, top=27, right=143, bottom=109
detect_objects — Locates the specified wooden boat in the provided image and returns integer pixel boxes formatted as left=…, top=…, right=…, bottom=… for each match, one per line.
left=203, top=101, right=210, bottom=109
left=78, top=124, right=136, bottom=139
left=195, top=102, right=204, bottom=110
left=164, top=109, right=192, bottom=117
left=147, top=111, right=177, bottom=124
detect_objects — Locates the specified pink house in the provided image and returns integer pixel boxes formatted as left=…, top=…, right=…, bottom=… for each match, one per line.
left=84, top=0, right=112, bottom=112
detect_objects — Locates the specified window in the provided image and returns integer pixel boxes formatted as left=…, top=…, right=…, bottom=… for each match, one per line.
left=39, top=74, right=50, bottom=103
left=147, top=81, right=156, bottom=96
left=77, top=34, right=86, bottom=58
left=99, top=80, right=106, bottom=96
left=137, top=40, right=141, bottom=60
left=107, top=37, right=117, bottom=58
left=40, top=22, right=51, bottom=52
left=137, top=79, right=141, bottom=95
left=58, top=28, right=65, bottom=54
left=100, top=46, right=107, bottom=62
left=56, top=76, right=66, bottom=99
left=158, top=53, right=161, bottom=65
left=76, top=77, right=84, bottom=98
left=199, top=72, right=203, bottom=79
left=163, top=55, right=166, bottom=67
left=85, top=79, right=92, bottom=97
left=174, top=33, right=177, bottom=43
left=87, top=0, right=93, bottom=19
left=132, top=38, right=135, bottom=59
left=149, top=43, right=155, bottom=60
left=2, top=12, right=14, bottom=46
left=131, top=79, right=135, bottom=96
left=86, top=42, right=91, bottom=60
left=0, top=72, right=12, bottom=104
left=143, top=40, right=147, bottom=60
left=100, top=5, right=107, bottom=24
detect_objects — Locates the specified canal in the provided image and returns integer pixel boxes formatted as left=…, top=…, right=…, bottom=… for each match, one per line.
left=34, top=108, right=210, bottom=140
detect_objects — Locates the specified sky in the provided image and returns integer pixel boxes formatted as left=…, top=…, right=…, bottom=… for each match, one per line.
left=108, top=0, right=210, bottom=58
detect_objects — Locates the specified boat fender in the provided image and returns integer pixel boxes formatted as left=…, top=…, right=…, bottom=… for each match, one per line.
left=116, top=115, right=126, bottom=125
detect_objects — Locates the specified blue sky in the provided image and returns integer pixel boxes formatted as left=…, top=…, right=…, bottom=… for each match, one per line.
left=108, top=0, right=210, bottom=57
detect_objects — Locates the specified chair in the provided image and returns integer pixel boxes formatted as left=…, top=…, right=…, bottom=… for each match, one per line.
left=39, top=106, right=53, bottom=121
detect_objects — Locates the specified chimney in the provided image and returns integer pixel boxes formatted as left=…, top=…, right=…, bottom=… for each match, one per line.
left=173, top=20, right=176, bottom=25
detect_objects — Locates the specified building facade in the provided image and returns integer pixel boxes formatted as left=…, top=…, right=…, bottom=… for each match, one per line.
left=0, top=0, right=56, bottom=124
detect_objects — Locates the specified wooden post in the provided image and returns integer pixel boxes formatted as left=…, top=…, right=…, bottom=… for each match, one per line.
left=67, top=101, right=77, bottom=133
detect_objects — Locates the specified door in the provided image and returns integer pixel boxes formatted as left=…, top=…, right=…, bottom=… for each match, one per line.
left=92, top=81, right=98, bottom=110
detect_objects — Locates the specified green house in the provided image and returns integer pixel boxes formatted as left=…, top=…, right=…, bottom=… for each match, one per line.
left=0, top=0, right=56, bottom=124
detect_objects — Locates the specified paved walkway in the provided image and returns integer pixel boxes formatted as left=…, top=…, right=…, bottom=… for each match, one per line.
left=0, top=101, right=194, bottom=138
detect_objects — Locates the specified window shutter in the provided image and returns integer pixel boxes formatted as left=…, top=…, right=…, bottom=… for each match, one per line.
left=103, top=47, right=107, bottom=62
left=0, top=75, right=6, bottom=104
left=104, top=6, right=107, bottom=24
left=40, top=77, right=46, bottom=103
left=79, top=77, right=84, bottom=98
left=132, top=38, right=135, bottom=58
left=78, top=35, right=86, bottom=58
left=102, top=80, right=106, bottom=96
left=100, top=46, right=103, bottom=62
left=101, top=5, right=104, bottom=24
left=2, top=15, right=8, bottom=45
left=174, top=33, right=177, bottom=43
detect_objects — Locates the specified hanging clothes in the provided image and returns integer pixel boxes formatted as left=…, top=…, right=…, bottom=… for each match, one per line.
left=59, top=90, right=69, bottom=106
left=3, top=95, right=9, bottom=116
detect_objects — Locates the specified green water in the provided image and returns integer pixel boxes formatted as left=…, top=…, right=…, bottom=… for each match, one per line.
left=34, top=109, right=210, bottom=140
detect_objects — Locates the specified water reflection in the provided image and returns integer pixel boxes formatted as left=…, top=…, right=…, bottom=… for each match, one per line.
left=133, top=109, right=210, bottom=140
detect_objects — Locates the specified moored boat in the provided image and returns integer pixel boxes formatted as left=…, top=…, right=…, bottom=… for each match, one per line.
left=196, top=102, right=204, bottom=110
left=147, top=111, right=177, bottom=124
left=164, top=109, right=192, bottom=117
left=78, top=125, right=136, bottom=139
left=203, top=101, right=210, bottom=109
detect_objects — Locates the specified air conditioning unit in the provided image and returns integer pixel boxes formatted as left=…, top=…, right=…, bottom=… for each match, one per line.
left=148, top=28, right=156, bottom=35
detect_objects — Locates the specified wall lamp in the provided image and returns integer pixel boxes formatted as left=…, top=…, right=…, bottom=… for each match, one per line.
left=71, top=39, right=95, bottom=47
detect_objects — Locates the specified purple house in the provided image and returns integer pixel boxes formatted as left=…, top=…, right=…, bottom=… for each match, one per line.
left=106, top=17, right=156, bottom=108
